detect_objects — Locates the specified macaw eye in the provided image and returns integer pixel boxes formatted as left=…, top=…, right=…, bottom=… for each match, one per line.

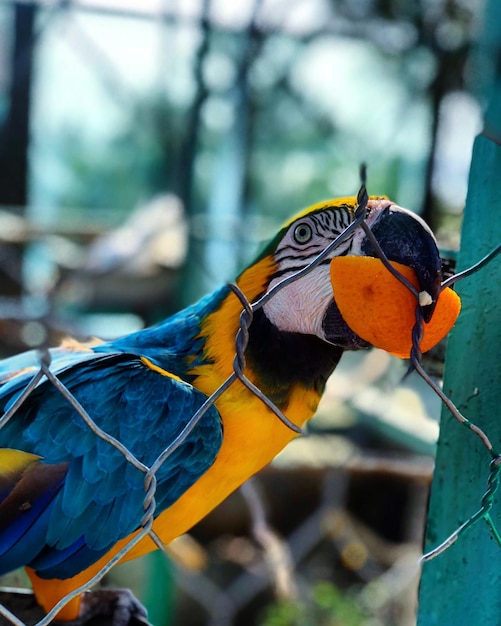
left=293, top=223, right=313, bottom=244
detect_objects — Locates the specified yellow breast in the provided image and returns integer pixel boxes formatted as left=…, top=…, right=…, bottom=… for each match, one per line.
left=123, top=256, right=322, bottom=557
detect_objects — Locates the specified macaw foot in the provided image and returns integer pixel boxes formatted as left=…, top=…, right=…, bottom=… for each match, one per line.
left=62, top=589, right=151, bottom=626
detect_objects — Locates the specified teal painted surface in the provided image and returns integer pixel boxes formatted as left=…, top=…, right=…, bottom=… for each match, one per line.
left=418, top=1, right=501, bottom=621
left=142, top=551, right=175, bottom=626
left=478, top=1, right=501, bottom=142
left=417, top=138, right=501, bottom=623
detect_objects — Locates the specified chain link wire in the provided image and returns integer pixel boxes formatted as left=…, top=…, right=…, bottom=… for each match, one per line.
left=0, top=178, right=500, bottom=624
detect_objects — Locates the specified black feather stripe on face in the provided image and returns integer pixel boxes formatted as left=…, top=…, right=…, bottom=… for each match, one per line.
left=268, top=208, right=356, bottom=283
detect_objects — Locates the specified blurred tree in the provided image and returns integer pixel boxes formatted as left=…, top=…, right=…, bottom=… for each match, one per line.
left=0, top=3, right=35, bottom=208
left=0, top=3, right=36, bottom=296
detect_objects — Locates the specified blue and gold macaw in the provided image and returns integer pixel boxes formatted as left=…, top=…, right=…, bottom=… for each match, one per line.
left=0, top=197, right=451, bottom=623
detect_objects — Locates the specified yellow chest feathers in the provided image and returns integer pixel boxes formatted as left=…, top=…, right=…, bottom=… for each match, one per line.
left=148, top=258, right=322, bottom=542
left=145, top=379, right=320, bottom=544
left=190, top=255, right=322, bottom=469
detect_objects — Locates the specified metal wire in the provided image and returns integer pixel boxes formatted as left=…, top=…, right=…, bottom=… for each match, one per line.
left=0, top=182, right=500, bottom=624
left=441, top=243, right=501, bottom=290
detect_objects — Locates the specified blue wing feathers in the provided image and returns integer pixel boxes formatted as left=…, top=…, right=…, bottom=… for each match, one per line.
left=0, top=507, right=54, bottom=573
left=0, top=488, right=57, bottom=557
left=30, top=536, right=87, bottom=572
left=0, top=338, right=223, bottom=579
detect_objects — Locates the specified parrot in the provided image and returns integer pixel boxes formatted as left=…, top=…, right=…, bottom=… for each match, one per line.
left=0, top=196, right=458, bottom=624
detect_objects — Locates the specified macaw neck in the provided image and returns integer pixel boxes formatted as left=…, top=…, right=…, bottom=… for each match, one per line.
left=244, top=308, right=344, bottom=407
left=187, top=260, right=344, bottom=410
left=106, top=255, right=344, bottom=411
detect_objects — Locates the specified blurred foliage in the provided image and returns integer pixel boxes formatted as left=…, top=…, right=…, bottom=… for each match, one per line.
left=25, top=0, right=482, bottom=234
left=0, top=0, right=482, bottom=316
left=57, top=96, right=183, bottom=217
left=259, top=581, right=373, bottom=626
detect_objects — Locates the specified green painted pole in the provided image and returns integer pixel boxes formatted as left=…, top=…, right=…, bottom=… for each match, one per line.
left=417, top=1, right=501, bottom=623
left=142, top=551, right=175, bottom=626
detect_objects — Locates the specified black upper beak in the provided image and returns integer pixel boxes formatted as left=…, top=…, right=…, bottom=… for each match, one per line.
left=362, top=204, right=442, bottom=323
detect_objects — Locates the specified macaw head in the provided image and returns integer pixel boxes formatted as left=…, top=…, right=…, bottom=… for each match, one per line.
left=238, top=196, right=459, bottom=359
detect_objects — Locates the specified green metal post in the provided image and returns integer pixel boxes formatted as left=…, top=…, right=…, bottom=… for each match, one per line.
left=417, top=1, right=501, bottom=623
left=142, top=551, right=175, bottom=626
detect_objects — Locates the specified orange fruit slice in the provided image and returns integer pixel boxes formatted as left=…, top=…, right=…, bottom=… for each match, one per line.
left=330, top=257, right=461, bottom=358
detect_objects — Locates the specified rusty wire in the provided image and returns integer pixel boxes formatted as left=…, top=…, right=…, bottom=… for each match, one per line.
left=0, top=181, right=500, bottom=624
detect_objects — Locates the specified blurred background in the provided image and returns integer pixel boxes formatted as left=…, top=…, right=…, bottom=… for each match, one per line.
left=0, top=0, right=487, bottom=625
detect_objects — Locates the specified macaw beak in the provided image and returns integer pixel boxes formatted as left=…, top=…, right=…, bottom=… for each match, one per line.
left=361, top=202, right=442, bottom=322
left=322, top=199, right=454, bottom=352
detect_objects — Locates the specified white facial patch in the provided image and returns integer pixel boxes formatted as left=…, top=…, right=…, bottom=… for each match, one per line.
left=263, top=265, right=333, bottom=338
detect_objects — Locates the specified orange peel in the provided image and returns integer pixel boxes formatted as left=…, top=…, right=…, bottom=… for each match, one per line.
left=330, top=256, right=461, bottom=358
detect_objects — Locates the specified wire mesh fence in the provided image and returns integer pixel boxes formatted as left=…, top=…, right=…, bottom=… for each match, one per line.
left=0, top=180, right=499, bottom=626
